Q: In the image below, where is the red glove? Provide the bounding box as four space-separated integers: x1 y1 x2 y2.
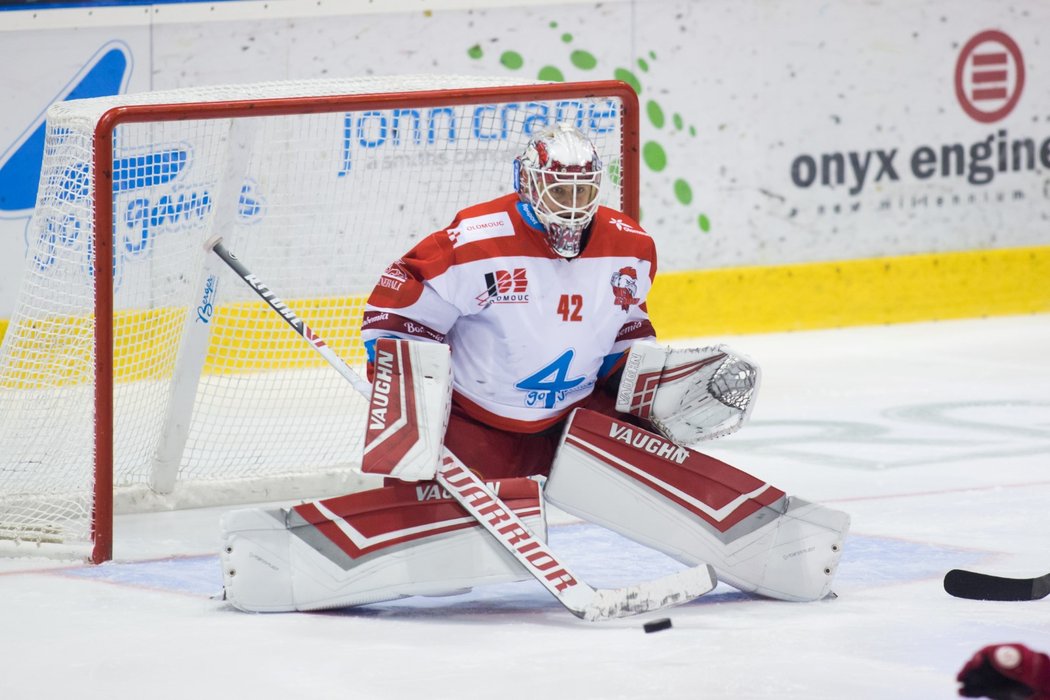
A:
958 644 1050 699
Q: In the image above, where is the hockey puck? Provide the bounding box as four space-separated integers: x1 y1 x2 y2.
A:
643 618 672 633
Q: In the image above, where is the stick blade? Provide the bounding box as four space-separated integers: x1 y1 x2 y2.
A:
582 564 717 622
944 569 1050 601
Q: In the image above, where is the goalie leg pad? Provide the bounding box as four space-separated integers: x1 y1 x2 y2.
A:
221 478 545 612
544 409 849 602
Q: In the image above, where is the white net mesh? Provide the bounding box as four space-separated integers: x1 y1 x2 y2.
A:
0 75 633 558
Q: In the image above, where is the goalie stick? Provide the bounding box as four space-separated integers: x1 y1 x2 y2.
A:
944 568 1050 602
205 235 716 621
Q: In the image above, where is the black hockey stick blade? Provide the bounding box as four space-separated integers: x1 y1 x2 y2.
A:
944 569 1050 601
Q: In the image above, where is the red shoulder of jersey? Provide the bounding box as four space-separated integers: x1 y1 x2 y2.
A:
365 195 539 309
367 198 655 312
452 193 519 222
364 233 454 309
442 194 556 263
448 199 656 268
580 207 657 277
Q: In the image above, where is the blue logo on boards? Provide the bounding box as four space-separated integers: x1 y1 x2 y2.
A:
0 41 266 291
337 100 619 176
0 42 132 217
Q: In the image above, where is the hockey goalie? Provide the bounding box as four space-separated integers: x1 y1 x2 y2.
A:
220 124 849 613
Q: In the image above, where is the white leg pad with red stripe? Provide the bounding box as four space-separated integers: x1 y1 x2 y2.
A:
544 409 849 602
220 478 545 612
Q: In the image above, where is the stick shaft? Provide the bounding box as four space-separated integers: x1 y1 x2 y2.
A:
209 239 372 396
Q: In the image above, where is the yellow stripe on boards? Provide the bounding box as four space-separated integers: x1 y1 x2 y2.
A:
648 245 1050 338
0 297 366 388
1 245 1048 385
202 297 365 374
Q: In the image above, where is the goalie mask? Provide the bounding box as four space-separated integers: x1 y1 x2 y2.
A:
515 123 602 258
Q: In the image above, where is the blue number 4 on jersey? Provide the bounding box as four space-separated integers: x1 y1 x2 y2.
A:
515 349 586 409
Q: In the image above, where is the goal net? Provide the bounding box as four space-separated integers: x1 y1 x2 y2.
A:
0 76 639 562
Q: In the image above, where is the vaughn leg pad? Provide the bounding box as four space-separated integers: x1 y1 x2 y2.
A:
221 478 545 612
544 409 849 602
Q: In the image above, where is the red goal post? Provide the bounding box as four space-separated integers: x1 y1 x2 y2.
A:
0 77 640 563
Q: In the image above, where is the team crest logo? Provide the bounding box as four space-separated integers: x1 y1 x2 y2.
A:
610 266 639 312
379 259 409 291
477 268 529 306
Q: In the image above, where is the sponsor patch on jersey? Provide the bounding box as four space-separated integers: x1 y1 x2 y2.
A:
610 266 640 312
615 319 654 342
608 217 646 235
476 268 529 306
515 201 546 232
447 211 515 248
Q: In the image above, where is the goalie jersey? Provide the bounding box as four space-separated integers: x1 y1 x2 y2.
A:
361 193 657 433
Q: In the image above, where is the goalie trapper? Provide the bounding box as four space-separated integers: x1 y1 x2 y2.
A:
616 340 761 445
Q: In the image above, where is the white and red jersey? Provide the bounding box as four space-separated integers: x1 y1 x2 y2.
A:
362 193 657 433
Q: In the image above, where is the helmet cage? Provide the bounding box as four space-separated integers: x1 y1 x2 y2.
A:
516 125 603 258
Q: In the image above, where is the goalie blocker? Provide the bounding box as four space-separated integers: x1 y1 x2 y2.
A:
221 478 545 612
545 409 850 601
362 338 453 482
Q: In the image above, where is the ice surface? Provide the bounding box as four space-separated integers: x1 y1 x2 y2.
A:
2 315 1048 699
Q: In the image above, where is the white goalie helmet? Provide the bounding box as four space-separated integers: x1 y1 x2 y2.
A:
515 123 603 258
